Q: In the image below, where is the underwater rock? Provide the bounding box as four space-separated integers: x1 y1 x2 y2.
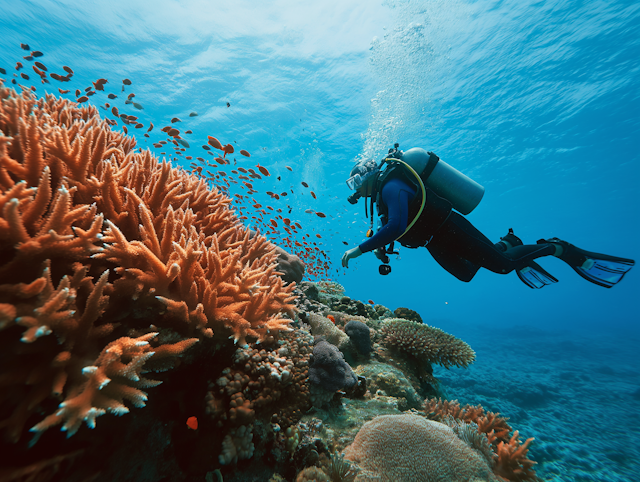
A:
309 341 357 393
374 304 393 318
275 245 305 284
344 320 372 356
308 341 357 408
355 362 423 411
303 313 349 349
393 307 423 323
298 281 320 301
328 296 379 319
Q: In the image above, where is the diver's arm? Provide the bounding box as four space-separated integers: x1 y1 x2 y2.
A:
358 178 415 253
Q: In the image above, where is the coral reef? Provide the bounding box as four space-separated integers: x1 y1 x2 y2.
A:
0 82 296 461
206 328 313 432
424 398 538 481
380 319 476 368
0 81 539 482
344 413 501 481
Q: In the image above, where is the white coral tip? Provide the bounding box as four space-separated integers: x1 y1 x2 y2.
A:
82 366 98 376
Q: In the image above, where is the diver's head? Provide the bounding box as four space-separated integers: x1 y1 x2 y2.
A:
346 158 379 199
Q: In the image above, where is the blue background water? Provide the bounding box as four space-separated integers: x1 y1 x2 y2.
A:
1 0 638 480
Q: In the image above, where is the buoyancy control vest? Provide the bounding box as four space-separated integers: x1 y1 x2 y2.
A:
374 148 485 248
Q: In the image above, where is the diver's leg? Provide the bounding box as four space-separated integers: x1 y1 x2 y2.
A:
432 213 556 274
426 242 480 282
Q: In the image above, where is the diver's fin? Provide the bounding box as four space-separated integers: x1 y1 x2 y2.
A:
517 261 559 289
538 238 635 288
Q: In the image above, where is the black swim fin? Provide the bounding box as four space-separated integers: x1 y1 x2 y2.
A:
537 238 635 288
516 261 559 289
496 229 558 289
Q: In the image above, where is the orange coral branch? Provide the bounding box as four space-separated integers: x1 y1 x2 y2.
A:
0 80 296 445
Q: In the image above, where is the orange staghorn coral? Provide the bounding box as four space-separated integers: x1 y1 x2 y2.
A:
0 81 296 443
423 398 538 481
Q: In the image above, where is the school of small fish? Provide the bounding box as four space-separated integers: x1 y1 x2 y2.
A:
0 43 349 280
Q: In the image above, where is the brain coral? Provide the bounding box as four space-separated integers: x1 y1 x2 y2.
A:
380 319 476 368
344 414 501 482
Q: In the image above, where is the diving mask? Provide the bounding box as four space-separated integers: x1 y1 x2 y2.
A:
346 158 378 191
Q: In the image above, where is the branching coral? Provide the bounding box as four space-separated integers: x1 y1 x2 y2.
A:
0 82 297 444
379 319 476 368
424 398 537 482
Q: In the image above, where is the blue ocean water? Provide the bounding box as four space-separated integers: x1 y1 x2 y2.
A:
1 0 638 480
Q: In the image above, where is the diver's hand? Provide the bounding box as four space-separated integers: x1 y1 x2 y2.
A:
342 246 363 268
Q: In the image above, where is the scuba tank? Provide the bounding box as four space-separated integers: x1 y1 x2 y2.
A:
399 147 484 215
366 144 485 274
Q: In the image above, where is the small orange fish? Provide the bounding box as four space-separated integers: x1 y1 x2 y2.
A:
368 300 374 305
112 106 119 116
186 416 198 430
257 164 270 176
316 212 326 218
223 144 234 154
208 136 223 150
310 192 316 199
77 96 88 103
240 149 250 157
58 88 69 94
171 117 181 123
327 315 336 324
301 182 308 187
286 166 293 171
147 122 154 133
123 78 132 85
63 66 74 74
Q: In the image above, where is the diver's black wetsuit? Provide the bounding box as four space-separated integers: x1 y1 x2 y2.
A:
358 177 556 282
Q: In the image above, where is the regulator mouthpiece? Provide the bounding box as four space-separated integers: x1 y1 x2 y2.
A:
347 191 361 204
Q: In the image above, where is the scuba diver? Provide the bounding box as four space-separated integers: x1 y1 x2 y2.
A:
341 144 635 288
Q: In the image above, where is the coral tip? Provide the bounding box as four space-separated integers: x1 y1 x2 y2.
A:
186 416 198 430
